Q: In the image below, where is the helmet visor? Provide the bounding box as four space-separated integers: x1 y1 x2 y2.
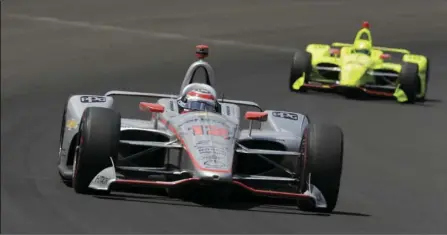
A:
185 101 215 112
355 49 370 55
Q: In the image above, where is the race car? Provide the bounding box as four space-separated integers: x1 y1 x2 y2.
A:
58 45 344 213
289 21 430 103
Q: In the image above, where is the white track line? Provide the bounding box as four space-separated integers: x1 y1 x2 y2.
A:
6 13 298 53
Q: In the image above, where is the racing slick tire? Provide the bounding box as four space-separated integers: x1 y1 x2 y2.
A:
421 58 430 100
426 59 431 85
398 62 420 103
72 107 121 194
58 100 73 187
297 124 343 213
289 51 312 92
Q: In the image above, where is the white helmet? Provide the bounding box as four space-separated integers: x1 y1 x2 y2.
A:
179 83 217 112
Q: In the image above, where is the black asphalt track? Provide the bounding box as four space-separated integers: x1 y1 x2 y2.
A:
2 0 447 233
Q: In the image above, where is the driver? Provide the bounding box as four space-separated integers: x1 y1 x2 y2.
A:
178 84 218 113
353 40 372 55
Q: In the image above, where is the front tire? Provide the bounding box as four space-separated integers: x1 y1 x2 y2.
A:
72 107 121 194
421 58 430 100
289 51 312 92
297 124 344 213
398 63 420 103
58 102 72 186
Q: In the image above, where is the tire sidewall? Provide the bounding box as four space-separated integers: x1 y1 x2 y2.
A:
72 107 120 194
290 51 312 91
399 63 420 103
297 124 343 212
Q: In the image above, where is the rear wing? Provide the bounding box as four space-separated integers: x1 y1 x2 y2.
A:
331 42 410 54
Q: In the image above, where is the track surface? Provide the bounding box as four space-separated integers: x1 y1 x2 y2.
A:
2 0 447 233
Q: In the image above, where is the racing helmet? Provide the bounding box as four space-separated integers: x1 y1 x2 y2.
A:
179 84 217 112
353 39 372 55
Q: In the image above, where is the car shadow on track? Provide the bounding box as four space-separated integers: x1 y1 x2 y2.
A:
93 187 371 218
298 90 442 107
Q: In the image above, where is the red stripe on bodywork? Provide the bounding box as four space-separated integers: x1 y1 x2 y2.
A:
361 88 394 97
303 83 337 89
232 180 312 199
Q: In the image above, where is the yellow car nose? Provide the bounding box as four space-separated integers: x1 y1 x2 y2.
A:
339 64 367 87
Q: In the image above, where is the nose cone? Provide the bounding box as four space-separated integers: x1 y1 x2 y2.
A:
171 112 238 181
339 63 367 87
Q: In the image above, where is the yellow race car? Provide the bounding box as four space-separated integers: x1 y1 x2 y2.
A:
289 22 430 103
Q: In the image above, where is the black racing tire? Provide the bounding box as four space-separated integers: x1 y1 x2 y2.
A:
58 100 71 186
72 107 121 194
426 58 430 85
289 51 312 92
297 124 344 213
59 104 67 161
421 58 430 100
398 63 420 104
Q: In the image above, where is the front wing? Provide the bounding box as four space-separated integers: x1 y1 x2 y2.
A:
302 80 398 98
293 66 410 101
89 159 328 209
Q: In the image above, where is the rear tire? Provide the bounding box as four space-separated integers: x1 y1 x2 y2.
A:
426 59 430 86
297 124 343 213
421 59 430 100
289 51 312 92
398 63 420 103
72 107 121 194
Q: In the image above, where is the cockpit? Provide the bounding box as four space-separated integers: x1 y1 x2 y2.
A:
176 45 222 114
354 49 371 55
352 22 373 56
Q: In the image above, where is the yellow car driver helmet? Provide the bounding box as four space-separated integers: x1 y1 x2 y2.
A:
353 39 372 55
